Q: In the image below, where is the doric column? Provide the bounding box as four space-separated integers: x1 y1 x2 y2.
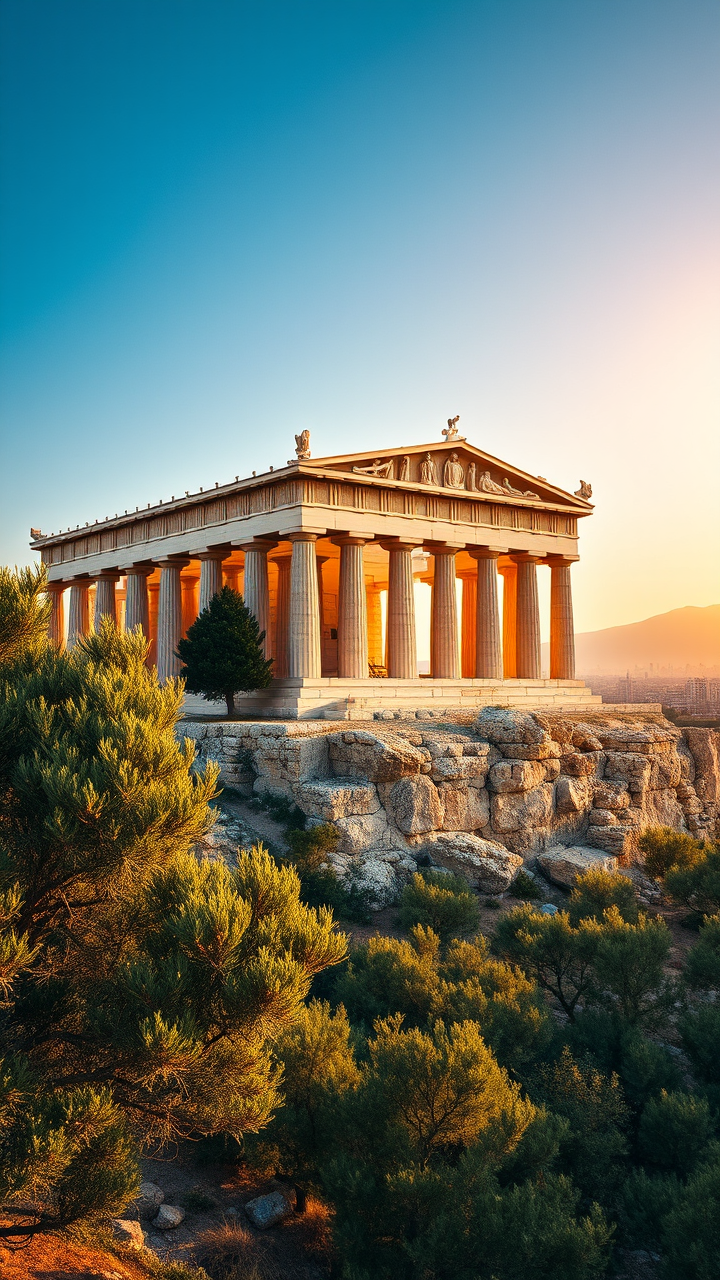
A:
241 540 275 658
223 561 243 593
366 584 384 668
469 549 502 679
383 541 417 679
198 550 228 612
336 537 368 678
430 546 459 679
46 582 65 647
156 559 189 682
513 554 542 679
147 577 160 667
94 572 119 629
548 556 576 679
288 534 322 678
498 562 517 678
67 581 91 648
272 555 292 678
458 571 477 678
181 568 200 637
124 567 152 636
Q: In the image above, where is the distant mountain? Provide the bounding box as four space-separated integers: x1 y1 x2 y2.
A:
566 604 720 676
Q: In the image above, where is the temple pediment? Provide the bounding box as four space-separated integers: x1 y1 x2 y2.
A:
306 439 592 512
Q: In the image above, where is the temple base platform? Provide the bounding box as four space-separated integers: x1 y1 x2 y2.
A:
183 676 611 721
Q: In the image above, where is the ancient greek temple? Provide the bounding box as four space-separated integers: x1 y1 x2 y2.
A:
33 429 601 718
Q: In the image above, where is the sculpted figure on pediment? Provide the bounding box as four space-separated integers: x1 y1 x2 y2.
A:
399 455 410 482
443 452 465 489
420 453 438 486
466 462 477 491
352 458 395 479
502 477 540 500
478 470 506 495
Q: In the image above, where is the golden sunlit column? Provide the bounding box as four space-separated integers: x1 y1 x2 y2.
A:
67 581 91 648
124 566 152 636
469 548 503 679
430 546 460 679
458 569 477 678
336 537 368 678
273 554 292 677
241 540 275 658
156 558 189 682
288 534 322 678
198 550 228 612
46 582 66 647
548 555 576 679
366 583 384 668
94 571 119 629
181 567 200 637
383 541 417 679
513 554 542 679
147 576 160 666
498 561 517 678
223 561 244 593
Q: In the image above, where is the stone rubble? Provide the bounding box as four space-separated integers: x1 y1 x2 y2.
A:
182 710 719 899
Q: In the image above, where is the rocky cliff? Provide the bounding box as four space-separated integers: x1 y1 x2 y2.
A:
183 709 719 904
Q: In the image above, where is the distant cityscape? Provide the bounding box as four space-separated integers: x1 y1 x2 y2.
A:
584 672 720 716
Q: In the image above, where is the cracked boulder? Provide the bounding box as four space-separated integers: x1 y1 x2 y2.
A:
537 845 619 888
415 831 523 893
328 731 427 782
387 774 443 835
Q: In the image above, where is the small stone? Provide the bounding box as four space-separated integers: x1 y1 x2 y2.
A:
153 1204 185 1230
244 1189 293 1229
111 1220 146 1249
540 903 558 916
134 1180 165 1219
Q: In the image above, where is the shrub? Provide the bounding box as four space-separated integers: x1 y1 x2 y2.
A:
665 843 720 918
638 1091 714 1179
508 869 542 900
398 870 480 944
638 827 701 881
661 1148 720 1278
569 869 638 925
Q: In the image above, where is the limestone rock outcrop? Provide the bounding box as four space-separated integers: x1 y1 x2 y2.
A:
183 711 719 899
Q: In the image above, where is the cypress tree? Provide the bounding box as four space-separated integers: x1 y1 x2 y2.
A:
178 585 273 714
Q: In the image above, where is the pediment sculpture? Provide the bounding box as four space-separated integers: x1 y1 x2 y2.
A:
399 456 410 481
442 415 461 441
466 463 476 491
352 458 395 479
295 430 311 459
420 453 438 485
575 480 592 499
443 452 465 489
502 477 540 500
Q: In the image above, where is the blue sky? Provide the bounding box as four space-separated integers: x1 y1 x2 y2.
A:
1 0 718 633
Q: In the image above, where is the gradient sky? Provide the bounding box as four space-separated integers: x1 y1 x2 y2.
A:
1 0 719 639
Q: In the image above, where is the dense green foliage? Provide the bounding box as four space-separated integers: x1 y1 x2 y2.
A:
0 568 345 1235
177 585 273 714
247 854 720 1278
398 869 481 943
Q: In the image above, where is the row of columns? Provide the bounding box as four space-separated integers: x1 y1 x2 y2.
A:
46 539 575 684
